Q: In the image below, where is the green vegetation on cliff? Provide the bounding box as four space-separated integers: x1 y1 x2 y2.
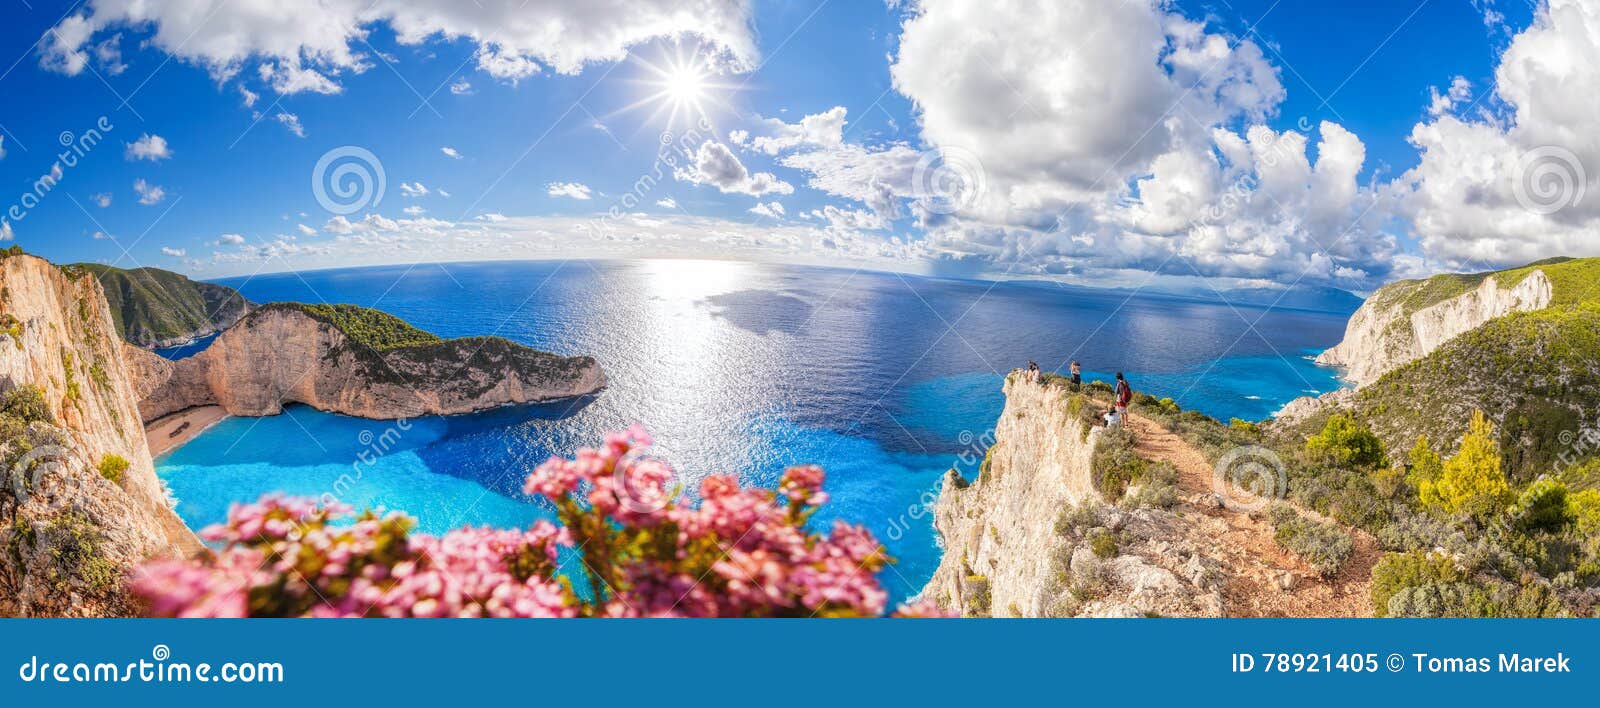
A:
1367 256 1600 317
267 302 443 350
72 263 251 348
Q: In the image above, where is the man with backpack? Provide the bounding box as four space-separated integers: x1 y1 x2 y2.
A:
1114 372 1132 418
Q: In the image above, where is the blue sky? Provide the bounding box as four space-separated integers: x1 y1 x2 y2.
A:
0 0 1590 291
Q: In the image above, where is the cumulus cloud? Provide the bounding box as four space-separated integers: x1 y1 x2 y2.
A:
399 181 429 197
449 79 473 95
403 205 427 215
133 178 166 205
547 181 593 200
1397 0 1600 270
92 230 113 240
1 221 14 241
748 201 785 218
441 146 462 159
297 223 316 236
125 133 172 161
739 105 847 155
161 246 186 257
656 197 677 209
40 0 759 93
215 233 246 245
91 192 112 208
675 141 794 197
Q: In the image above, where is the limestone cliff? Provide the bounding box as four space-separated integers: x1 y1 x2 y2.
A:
126 303 607 422
1315 270 1552 387
0 254 198 616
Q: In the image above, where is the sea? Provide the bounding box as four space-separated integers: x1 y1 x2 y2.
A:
154 259 1351 602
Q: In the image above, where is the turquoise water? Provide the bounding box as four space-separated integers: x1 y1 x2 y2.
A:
156 259 1351 601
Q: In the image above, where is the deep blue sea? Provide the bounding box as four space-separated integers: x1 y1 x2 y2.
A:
155 259 1350 602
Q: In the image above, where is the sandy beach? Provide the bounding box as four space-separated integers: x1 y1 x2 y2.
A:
145 405 229 457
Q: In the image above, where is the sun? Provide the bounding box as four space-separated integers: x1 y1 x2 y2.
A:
614 47 736 129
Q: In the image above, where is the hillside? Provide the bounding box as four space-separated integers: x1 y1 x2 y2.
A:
125 302 607 420
67 263 252 349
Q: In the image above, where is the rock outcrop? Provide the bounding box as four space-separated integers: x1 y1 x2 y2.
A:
126 303 607 422
0 254 198 616
1315 270 1552 387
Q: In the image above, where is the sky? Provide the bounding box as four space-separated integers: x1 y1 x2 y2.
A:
0 0 1593 293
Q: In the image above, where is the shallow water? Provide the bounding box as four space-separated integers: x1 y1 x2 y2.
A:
156 259 1349 601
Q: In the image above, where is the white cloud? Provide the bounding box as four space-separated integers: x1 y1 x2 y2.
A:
161 246 186 257
41 1 759 93
0 135 6 160
91 192 112 208
215 233 246 245
1 221 14 241
403 205 427 215
547 181 593 200
125 133 172 161
749 201 785 218
275 111 306 137
441 146 462 159
449 78 473 95
740 106 847 155
1427 76 1473 117
399 181 429 197
674 141 794 197
656 197 677 209
477 212 507 222
239 86 259 108
297 223 317 236
133 178 166 205
437 188 451 198
92 230 112 240
1397 0 1600 270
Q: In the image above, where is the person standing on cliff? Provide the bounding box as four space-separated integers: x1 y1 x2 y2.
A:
1026 361 1040 383
1070 361 1082 388
1114 372 1132 418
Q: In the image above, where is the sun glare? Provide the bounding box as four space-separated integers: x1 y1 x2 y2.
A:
614 47 735 129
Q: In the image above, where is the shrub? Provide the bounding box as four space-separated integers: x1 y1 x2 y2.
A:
1570 489 1600 537
1267 504 1353 578
1370 551 1465 617
1090 425 1147 501
1126 460 1179 510
1417 410 1512 520
1229 418 1261 436
1305 413 1385 468
41 512 118 594
1511 478 1571 533
96 454 129 485
1089 531 1118 559
131 427 949 618
0 384 51 424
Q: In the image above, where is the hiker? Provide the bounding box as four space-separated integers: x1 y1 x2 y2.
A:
1102 405 1121 428
1026 360 1040 383
1070 361 1082 388
1114 372 1132 418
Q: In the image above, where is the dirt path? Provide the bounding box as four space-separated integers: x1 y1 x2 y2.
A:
1124 413 1379 617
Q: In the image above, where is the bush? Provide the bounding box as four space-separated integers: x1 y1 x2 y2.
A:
1370 551 1465 617
41 512 118 594
1090 425 1147 501
1229 418 1261 436
1511 478 1571 533
96 454 129 485
1570 489 1600 537
1305 413 1385 468
1126 460 1179 510
0 384 51 424
1089 531 1118 559
1267 504 1353 578
1417 410 1512 520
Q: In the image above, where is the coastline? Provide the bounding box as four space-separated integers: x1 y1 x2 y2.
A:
145 405 229 458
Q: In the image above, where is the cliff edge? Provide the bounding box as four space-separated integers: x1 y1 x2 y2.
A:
0 253 198 616
126 302 607 421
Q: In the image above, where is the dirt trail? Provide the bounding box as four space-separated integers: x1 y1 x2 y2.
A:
1124 413 1379 617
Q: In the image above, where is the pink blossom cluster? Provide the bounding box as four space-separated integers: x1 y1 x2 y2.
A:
134 427 953 618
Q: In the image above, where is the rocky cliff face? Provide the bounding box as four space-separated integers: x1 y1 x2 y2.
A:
126 304 607 422
1316 270 1552 387
0 254 198 616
